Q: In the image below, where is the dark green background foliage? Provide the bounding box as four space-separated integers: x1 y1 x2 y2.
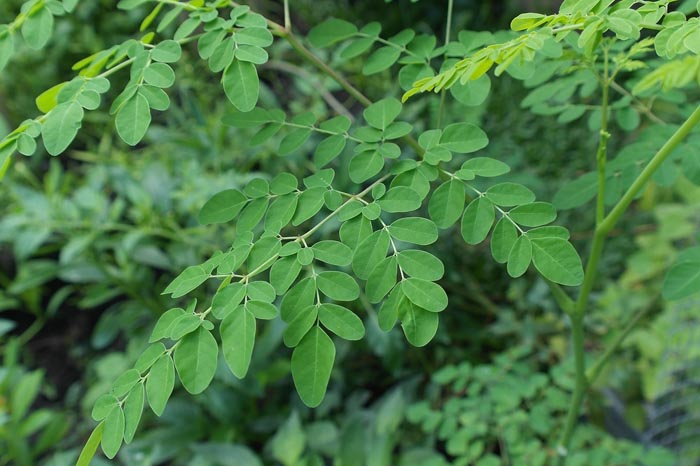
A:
1 0 700 465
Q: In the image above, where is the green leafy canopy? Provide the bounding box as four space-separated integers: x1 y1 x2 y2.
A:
14 0 699 463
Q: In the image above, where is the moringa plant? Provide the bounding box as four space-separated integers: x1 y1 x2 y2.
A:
2 0 700 464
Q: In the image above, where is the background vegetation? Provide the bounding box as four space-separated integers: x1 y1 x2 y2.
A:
1 1 699 465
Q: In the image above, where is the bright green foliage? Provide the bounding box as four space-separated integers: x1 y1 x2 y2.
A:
5 0 698 462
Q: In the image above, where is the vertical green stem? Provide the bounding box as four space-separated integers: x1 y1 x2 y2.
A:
557 314 587 457
556 47 609 461
554 100 700 461
436 0 454 128
596 47 611 224
599 104 700 234
283 0 291 31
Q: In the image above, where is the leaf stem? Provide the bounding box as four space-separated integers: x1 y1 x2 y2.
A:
586 304 651 385
262 11 425 156
599 105 700 235
595 46 610 225
545 280 574 314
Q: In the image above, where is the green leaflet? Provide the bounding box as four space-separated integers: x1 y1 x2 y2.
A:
211 283 246 319
238 196 269 231
317 271 360 301
270 256 302 295
279 128 312 155
392 168 431 199
319 303 365 340
388 218 438 245
22 7 53 50
174 327 218 394
349 150 384 183
223 59 259 112
340 215 374 250
378 285 403 331
143 63 176 88
363 46 401 75
291 326 335 408
115 93 151 146
451 74 491 107
312 240 353 266
76 422 104 466
363 98 402 130
281 278 316 322
462 157 510 177
246 300 277 320
146 354 174 416
366 256 398 303
429 180 466 228
101 406 124 459
270 411 305 466
485 182 536 207
341 37 375 60
553 172 598 210
271 172 299 194
353 230 390 279
362 202 382 220
308 18 358 48
401 278 448 312
507 235 532 278
163 265 209 298
293 187 326 225
530 238 584 286
41 101 84 155
243 178 269 198
490 218 518 264
152 40 182 63
509 202 557 227
149 307 185 342
297 247 314 266
461 197 495 245
400 300 439 347
168 314 202 340
526 225 570 240
246 281 276 302
324 192 343 210
662 247 700 300
135 343 165 373
248 236 281 271
36 82 67 114
92 394 118 421
221 307 256 378
284 305 318 347
314 134 347 167
0 28 14 73
111 369 140 397
397 250 444 281
376 186 422 213
123 383 144 444
439 123 489 153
